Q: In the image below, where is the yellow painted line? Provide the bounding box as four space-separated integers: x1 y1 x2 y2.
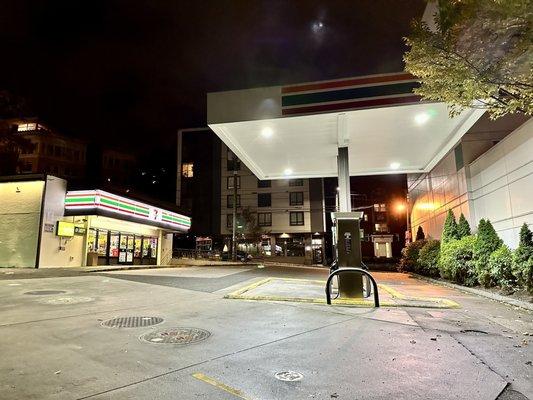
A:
224 277 460 309
192 372 252 399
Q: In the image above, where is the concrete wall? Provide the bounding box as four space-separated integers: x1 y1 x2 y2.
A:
0 180 44 268
469 118 533 248
39 176 85 268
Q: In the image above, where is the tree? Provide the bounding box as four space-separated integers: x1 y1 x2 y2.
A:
0 91 32 175
404 0 533 119
488 245 515 292
512 223 533 292
441 210 459 245
415 226 426 241
235 207 269 254
473 219 503 287
457 213 471 238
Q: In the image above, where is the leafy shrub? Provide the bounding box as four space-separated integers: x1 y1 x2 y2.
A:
441 210 459 245
457 213 471 238
473 219 503 287
417 239 440 277
399 240 427 272
415 226 426 241
512 223 533 292
488 245 515 291
439 235 477 286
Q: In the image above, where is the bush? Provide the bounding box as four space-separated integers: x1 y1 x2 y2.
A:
512 223 533 292
488 245 515 291
415 226 426 241
457 213 471 238
441 210 459 245
417 239 440 277
399 240 427 272
439 235 477 285
474 219 503 287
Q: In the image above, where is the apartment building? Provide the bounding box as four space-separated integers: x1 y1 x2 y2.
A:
176 127 325 263
220 143 326 264
14 119 87 180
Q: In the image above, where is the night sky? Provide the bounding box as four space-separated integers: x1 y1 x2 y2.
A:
1 0 425 195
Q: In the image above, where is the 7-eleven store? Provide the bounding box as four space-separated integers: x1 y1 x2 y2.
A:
65 189 190 266
0 175 190 268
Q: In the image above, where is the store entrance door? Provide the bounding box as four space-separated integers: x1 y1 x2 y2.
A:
119 233 135 265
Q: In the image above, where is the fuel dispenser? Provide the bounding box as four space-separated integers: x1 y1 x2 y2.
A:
326 211 379 306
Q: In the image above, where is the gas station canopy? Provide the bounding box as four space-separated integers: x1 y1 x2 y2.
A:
207 72 485 180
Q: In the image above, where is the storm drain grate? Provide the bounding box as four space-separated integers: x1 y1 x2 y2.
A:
102 316 164 329
24 290 66 295
141 327 210 345
275 371 304 382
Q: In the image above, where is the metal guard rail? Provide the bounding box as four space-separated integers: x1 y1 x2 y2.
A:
325 268 380 307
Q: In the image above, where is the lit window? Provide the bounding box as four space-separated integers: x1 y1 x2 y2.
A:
375 223 388 232
182 163 194 178
17 123 37 132
373 203 386 212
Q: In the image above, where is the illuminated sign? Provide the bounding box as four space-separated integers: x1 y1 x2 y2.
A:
64 190 191 232
56 221 75 237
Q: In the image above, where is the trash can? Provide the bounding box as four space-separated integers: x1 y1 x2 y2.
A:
87 252 99 266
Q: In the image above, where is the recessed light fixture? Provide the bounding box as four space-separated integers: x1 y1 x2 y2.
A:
261 127 273 138
284 168 293 176
390 162 400 170
415 112 430 125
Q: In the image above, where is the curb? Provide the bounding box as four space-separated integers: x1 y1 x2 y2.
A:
85 263 260 273
409 273 533 312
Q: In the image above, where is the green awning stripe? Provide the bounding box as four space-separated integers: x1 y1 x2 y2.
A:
66 196 95 203
100 198 150 214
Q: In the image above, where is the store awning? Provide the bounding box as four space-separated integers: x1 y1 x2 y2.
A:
207 72 485 180
64 190 191 232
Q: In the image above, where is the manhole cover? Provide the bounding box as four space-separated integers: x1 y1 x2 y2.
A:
38 296 93 305
141 327 210 345
275 371 304 382
24 290 66 295
102 316 164 328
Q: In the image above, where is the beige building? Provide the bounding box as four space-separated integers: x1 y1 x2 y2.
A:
220 144 326 264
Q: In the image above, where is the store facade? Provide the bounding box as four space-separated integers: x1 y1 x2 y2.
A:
0 175 191 268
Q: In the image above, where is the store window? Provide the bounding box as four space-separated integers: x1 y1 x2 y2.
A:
258 212 272 227
289 192 304 206
227 176 240 189
182 163 194 178
290 212 304 226
258 179 271 188
97 230 109 255
258 193 271 207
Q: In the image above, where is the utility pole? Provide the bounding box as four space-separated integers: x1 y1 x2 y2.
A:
231 164 238 261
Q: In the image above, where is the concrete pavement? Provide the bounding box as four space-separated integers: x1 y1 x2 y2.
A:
0 265 531 399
